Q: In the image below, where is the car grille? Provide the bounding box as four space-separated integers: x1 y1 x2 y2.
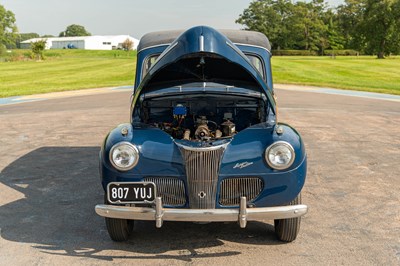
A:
219 177 264 206
143 177 186 206
180 147 225 209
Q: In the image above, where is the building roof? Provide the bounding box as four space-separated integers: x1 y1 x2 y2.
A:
137 29 271 52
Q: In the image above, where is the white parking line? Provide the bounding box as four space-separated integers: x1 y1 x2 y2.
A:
0 86 132 106
275 84 400 102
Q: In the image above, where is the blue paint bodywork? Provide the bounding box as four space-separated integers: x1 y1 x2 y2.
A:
100 26 307 209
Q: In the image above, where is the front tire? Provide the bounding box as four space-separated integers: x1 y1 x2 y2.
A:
274 193 302 242
105 217 134 241
104 194 134 241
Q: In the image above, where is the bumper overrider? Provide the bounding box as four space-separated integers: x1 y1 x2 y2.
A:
95 197 308 228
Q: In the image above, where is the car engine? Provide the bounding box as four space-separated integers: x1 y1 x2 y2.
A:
138 95 266 141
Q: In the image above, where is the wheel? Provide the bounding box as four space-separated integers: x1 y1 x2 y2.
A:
274 193 302 242
105 217 134 241
104 194 134 242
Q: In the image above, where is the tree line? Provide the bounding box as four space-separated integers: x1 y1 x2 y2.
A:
236 0 400 58
3 1 400 58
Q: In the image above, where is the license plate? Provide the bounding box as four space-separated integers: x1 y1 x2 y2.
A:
107 182 156 204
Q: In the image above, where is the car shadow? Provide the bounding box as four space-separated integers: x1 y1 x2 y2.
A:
0 147 283 262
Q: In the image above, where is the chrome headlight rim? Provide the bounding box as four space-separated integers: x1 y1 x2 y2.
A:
265 141 295 170
109 142 139 171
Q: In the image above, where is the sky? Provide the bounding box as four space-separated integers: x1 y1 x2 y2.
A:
2 0 344 39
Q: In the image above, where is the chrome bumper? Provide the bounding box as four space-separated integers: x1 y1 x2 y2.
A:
95 197 308 228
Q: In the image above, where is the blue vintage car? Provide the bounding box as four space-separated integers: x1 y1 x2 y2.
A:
95 26 307 242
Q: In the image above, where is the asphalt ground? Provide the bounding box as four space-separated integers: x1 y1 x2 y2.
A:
0 88 399 265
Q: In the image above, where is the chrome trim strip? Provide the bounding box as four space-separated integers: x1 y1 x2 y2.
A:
174 142 229 152
199 35 204 51
226 41 245 57
137 42 271 54
233 42 272 54
137 43 170 53
95 197 308 228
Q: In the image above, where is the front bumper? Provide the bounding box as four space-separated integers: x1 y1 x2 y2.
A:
95 197 308 228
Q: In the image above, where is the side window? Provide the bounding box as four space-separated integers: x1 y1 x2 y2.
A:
246 54 265 79
142 55 159 77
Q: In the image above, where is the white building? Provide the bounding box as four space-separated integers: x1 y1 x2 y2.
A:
20 35 139 50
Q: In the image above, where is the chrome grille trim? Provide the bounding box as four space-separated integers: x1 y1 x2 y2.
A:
219 177 264 206
180 147 225 209
143 177 186 206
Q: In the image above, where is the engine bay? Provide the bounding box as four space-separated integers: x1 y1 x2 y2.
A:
139 95 266 141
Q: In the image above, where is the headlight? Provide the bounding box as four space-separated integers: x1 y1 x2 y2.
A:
265 141 295 170
109 142 139 171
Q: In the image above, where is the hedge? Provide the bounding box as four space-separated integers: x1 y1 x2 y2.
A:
272 49 361 56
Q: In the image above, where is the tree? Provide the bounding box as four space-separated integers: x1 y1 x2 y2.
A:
336 0 365 51
0 43 6 57
236 0 400 56
59 24 91 37
323 10 345 54
31 39 46 60
236 0 296 50
361 0 400 58
337 0 400 58
236 0 330 52
121 38 134 51
0 5 18 49
291 0 329 52
327 21 345 53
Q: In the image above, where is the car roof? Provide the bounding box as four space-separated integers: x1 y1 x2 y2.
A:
137 29 271 52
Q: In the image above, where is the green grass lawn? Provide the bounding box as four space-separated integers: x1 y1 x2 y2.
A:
0 49 136 98
1 51 399 98
272 56 400 95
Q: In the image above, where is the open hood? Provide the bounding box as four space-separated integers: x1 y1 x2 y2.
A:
134 26 276 112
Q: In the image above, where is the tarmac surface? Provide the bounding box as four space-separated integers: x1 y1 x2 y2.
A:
0 87 399 265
